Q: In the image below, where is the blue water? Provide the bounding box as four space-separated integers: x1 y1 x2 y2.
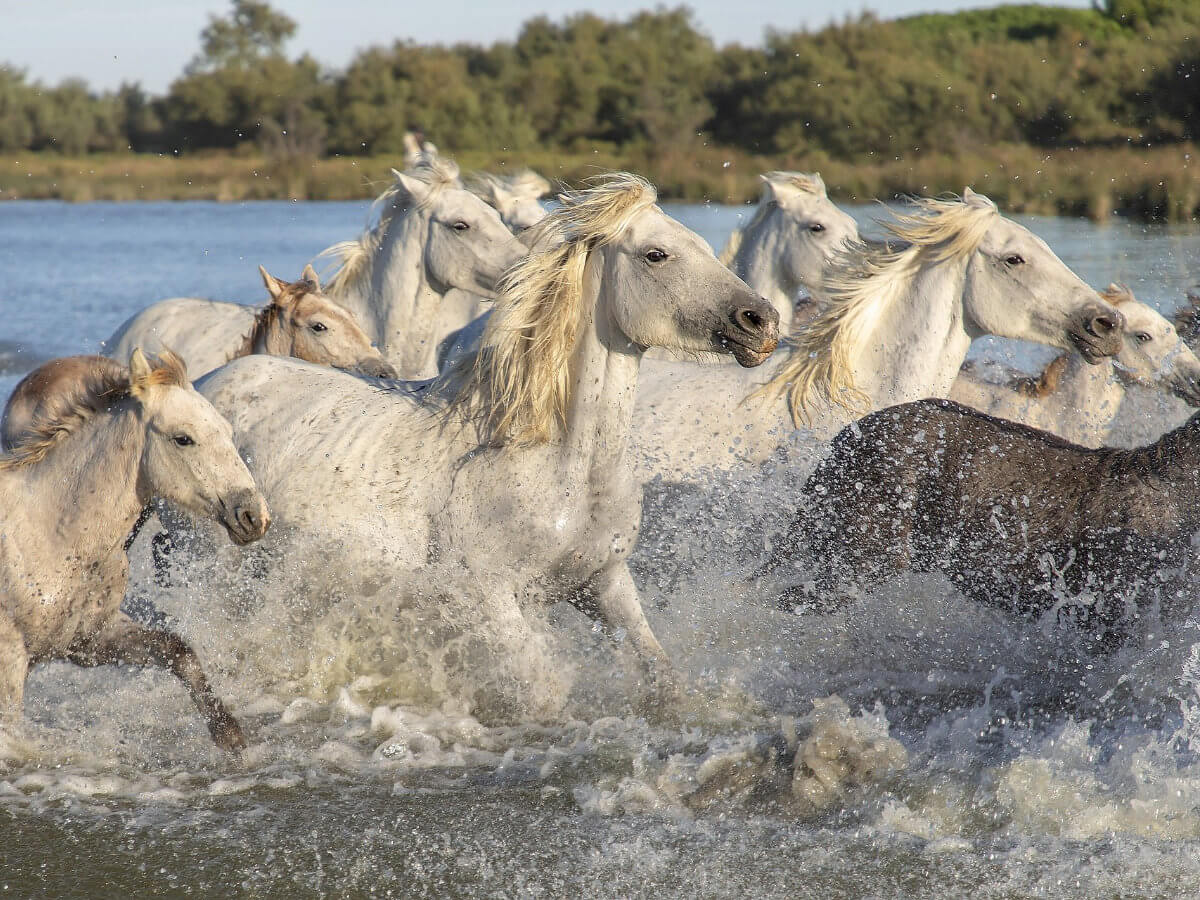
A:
3 199 1197 391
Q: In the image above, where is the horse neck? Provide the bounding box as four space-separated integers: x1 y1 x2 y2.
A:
22 406 146 559
851 253 972 408
1039 354 1123 440
558 252 642 477
733 215 796 332
369 211 443 374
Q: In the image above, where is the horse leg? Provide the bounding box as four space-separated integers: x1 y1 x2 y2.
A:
68 613 245 752
0 613 29 726
578 564 677 705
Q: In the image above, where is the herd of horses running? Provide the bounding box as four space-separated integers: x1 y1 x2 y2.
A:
4 155 1200 754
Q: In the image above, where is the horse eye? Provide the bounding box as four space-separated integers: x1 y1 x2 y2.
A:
1136 332 1152 344
1005 254 1025 266
645 249 668 263
808 223 826 233
453 221 470 231
310 322 328 333
173 434 195 447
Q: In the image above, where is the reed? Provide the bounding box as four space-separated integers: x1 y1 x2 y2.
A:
3 145 1197 223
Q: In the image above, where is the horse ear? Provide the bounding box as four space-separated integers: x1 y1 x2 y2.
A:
391 168 431 205
129 347 152 393
301 263 321 291
259 265 286 301
962 187 996 210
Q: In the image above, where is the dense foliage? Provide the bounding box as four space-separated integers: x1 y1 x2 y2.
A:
2 0 1198 160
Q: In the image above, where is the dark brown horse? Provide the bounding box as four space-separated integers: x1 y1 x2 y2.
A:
765 398 1200 643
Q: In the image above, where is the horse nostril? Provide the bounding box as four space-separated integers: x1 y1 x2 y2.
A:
733 307 766 335
1090 314 1118 335
238 508 259 534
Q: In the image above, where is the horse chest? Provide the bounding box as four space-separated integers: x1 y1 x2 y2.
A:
442 460 637 578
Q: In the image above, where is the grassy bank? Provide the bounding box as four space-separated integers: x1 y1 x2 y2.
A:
3 144 1198 222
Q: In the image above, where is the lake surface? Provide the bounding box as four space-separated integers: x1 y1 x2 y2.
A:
3 198 1200 897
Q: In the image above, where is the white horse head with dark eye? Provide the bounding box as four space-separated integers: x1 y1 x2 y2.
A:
757 188 1126 425
720 171 859 332
318 157 527 378
949 283 1200 448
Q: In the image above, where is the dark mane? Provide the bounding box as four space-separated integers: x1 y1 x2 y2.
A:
0 356 132 469
231 303 282 361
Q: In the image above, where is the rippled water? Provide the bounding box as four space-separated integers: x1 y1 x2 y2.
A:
2 198 1200 897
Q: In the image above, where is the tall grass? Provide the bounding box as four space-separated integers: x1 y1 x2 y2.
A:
3 145 1197 222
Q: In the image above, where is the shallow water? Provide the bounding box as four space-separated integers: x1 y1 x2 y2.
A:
3 198 1200 897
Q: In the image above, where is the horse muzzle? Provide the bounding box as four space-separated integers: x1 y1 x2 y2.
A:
356 357 399 379
219 492 271 545
1069 303 1124 363
715 298 781 367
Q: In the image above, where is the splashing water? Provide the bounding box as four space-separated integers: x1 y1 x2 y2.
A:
4 201 1200 896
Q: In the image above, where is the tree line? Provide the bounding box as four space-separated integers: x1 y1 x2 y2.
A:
1 0 1197 161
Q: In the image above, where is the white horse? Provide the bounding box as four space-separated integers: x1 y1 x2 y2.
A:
107 161 522 382
951 284 1200 447
193 174 779 708
0 350 270 751
318 158 525 379
470 170 552 233
104 265 397 381
718 172 859 334
631 189 1126 477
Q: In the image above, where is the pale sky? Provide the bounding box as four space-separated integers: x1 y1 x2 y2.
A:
6 0 1093 92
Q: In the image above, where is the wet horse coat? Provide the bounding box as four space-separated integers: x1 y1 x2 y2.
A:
0 350 270 749
768 398 1200 640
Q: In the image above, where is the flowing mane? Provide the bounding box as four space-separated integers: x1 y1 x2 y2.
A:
754 192 1000 423
230 302 281 361
1 352 187 469
319 157 462 301
439 172 657 445
1013 353 1071 399
469 169 552 205
718 172 827 266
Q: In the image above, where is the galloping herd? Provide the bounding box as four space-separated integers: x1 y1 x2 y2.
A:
3 156 1200 750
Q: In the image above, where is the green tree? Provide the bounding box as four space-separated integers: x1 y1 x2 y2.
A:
187 0 297 73
164 0 328 151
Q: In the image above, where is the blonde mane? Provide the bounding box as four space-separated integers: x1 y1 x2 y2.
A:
753 193 1000 424
718 172 827 266
1 351 187 470
319 157 462 301
440 172 657 445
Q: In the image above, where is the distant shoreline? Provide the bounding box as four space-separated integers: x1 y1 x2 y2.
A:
3 145 1197 223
